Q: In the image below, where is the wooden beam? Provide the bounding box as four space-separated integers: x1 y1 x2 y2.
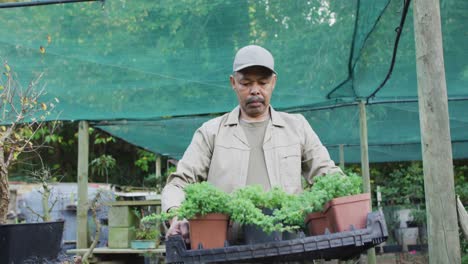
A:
339 144 345 170
358 101 376 264
359 101 371 195
413 0 461 262
107 200 161 207
77 121 89 249
67 245 166 255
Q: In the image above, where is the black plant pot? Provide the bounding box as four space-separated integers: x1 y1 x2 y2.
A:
0 220 64 264
407 244 428 252
243 224 282 244
374 246 382 254
243 208 282 244
382 244 403 253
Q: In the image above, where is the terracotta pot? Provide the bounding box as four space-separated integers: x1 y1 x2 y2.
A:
189 213 229 250
323 193 371 232
305 211 329 236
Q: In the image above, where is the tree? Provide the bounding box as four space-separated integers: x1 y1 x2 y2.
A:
0 61 58 223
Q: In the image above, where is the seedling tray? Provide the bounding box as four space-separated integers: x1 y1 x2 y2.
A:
166 211 388 263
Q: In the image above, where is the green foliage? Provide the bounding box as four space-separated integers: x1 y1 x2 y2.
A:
145 173 363 234
90 154 116 183
176 182 231 220
135 225 159 240
229 197 283 234
309 173 363 202
462 231 468 264
274 172 364 229
230 186 298 233
230 173 364 233
135 150 156 172
380 162 424 206
381 206 401 244
455 165 468 203
231 185 290 210
409 208 427 226
143 165 175 191
93 132 116 145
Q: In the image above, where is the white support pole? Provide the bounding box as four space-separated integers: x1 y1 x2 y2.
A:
413 0 461 262
77 121 89 249
359 101 376 264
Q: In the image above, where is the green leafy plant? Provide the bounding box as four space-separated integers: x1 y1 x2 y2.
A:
309 173 363 202
230 173 364 233
175 181 231 220
455 165 468 204
143 165 175 191
145 174 364 234
90 154 116 184
135 149 156 172
410 208 426 226
229 186 297 233
274 173 363 229
380 162 424 206
135 225 160 240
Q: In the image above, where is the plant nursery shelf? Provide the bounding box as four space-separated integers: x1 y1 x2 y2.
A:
165 211 388 264
67 245 165 255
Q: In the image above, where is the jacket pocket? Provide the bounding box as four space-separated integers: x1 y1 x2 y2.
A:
278 144 302 194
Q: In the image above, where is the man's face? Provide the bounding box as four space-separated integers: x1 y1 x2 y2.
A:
230 66 277 119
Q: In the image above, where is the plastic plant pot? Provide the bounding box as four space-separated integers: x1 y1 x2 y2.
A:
243 224 282 244
188 213 229 250
305 211 330 236
131 240 157 249
323 193 371 232
0 220 64 263
243 208 282 244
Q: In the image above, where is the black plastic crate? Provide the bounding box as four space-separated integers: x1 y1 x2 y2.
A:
165 211 388 263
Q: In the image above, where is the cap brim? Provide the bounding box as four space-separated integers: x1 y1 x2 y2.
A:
234 63 277 75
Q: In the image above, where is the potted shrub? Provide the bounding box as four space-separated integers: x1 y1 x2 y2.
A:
302 173 368 233
381 206 403 253
0 167 64 264
229 186 298 244
170 182 231 250
300 189 329 236
130 223 160 249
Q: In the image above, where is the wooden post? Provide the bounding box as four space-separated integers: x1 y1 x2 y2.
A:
156 154 162 178
77 121 89 249
339 144 345 170
359 101 376 264
413 1 461 262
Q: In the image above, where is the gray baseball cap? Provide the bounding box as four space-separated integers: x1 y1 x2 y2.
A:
233 45 276 74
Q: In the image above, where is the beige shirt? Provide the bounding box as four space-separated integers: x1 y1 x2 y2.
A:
161 106 343 212
240 118 270 190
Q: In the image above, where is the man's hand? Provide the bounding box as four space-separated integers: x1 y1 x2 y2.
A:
166 217 190 244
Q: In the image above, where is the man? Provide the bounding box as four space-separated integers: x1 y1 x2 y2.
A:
162 45 342 241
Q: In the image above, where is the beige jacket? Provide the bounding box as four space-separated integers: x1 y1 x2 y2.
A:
161 106 342 212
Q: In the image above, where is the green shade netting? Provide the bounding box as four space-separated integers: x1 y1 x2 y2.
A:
1 0 467 162
97 101 468 163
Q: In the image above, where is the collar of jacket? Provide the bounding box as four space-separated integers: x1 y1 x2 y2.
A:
225 105 287 127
